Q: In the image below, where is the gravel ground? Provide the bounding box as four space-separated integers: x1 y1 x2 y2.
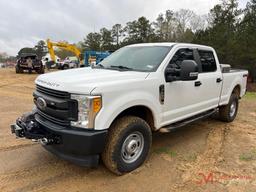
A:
0 68 255 192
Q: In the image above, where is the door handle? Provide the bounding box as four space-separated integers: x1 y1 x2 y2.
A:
194 81 202 87
216 78 222 83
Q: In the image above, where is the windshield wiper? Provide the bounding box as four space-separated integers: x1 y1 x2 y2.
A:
110 65 134 71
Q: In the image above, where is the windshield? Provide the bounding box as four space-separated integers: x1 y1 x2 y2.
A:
97 46 172 72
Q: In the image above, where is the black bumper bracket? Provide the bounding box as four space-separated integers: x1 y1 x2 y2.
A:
10 112 61 145
10 111 108 167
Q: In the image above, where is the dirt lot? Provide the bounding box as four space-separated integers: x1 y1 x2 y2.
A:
0 68 255 192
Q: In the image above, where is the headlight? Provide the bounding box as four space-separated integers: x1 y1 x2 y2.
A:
71 95 102 129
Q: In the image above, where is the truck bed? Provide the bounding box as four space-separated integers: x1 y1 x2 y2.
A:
219 68 248 106
226 69 248 73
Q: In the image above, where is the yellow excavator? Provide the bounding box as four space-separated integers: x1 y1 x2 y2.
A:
46 39 82 69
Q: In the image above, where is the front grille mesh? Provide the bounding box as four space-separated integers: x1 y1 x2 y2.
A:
36 109 70 126
35 84 73 127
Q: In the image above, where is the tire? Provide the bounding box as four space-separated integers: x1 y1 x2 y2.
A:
15 66 20 74
219 93 239 122
37 66 45 74
63 65 69 70
102 116 152 175
15 65 23 73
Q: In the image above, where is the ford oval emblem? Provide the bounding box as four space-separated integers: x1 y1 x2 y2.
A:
37 97 47 110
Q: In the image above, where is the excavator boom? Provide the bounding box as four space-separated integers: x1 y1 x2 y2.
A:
46 39 81 64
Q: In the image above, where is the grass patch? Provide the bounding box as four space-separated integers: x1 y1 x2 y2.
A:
245 92 256 99
184 153 197 161
154 147 177 157
239 149 256 161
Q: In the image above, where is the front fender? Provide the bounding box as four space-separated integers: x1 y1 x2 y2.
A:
94 90 161 130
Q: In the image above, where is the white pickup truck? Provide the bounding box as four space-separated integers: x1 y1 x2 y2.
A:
11 43 248 175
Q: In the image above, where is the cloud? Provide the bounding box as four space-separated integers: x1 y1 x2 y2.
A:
0 0 246 56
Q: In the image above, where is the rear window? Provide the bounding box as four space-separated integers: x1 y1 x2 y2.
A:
198 50 216 72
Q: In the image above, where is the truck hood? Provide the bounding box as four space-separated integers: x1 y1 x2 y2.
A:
35 67 149 94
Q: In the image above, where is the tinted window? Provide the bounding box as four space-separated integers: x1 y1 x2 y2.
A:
198 50 216 72
168 48 194 69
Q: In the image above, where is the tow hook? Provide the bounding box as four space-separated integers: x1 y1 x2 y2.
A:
40 138 49 145
32 138 54 145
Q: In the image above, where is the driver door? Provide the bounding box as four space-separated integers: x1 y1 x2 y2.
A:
162 48 204 125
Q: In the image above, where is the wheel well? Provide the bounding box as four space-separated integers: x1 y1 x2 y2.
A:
114 106 155 131
232 85 241 98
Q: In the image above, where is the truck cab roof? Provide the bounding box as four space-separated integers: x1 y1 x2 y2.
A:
127 42 214 51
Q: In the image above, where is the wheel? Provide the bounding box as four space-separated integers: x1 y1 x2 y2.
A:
37 66 45 74
219 93 239 122
15 65 23 73
102 116 152 175
15 66 20 74
63 65 69 70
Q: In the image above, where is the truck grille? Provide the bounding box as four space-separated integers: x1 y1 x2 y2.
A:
36 84 70 99
34 84 78 128
36 109 70 127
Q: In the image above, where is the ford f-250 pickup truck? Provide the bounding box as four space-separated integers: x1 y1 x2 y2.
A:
11 43 248 175
16 53 45 74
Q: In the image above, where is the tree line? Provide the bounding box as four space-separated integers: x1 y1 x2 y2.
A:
16 0 256 82
80 0 256 82
81 9 202 51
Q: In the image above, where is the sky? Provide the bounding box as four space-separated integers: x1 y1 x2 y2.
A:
0 0 249 56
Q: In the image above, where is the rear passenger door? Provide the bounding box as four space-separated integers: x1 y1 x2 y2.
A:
196 49 222 110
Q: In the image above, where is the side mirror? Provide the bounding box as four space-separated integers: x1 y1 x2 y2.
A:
180 60 198 81
165 60 198 82
165 67 180 82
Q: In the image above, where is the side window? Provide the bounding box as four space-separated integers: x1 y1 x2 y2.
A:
198 50 216 72
168 48 194 69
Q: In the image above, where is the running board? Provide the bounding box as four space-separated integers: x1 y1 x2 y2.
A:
159 109 217 133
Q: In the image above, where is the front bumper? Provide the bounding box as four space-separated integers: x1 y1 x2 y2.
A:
19 65 42 69
11 112 108 167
